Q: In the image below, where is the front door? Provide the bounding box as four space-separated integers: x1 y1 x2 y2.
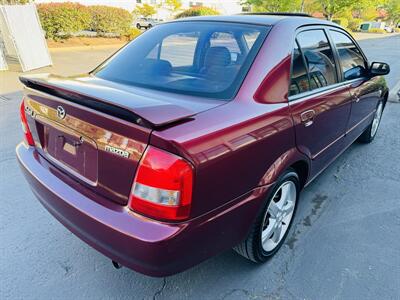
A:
328 29 380 143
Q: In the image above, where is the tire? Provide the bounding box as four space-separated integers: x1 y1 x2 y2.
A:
136 24 141 29
358 100 384 144
147 24 152 29
234 169 300 262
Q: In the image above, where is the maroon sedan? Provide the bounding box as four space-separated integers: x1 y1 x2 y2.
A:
17 14 390 276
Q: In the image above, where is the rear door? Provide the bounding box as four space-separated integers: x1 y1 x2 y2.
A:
288 27 352 178
327 29 380 143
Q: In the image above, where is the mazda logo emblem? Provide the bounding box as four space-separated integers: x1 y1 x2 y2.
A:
57 106 66 119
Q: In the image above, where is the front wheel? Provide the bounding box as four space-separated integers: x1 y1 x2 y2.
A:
234 169 299 262
358 101 384 143
136 24 141 29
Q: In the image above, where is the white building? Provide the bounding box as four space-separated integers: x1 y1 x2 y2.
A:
34 0 244 19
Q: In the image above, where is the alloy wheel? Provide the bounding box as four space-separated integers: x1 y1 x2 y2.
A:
371 102 383 138
261 181 297 252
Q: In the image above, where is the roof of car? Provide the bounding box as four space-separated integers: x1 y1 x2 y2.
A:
173 14 336 27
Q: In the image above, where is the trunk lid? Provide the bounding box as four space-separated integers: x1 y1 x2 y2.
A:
21 74 223 205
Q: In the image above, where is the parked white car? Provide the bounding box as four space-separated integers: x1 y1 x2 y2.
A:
384 26 393 33
134 18 158 30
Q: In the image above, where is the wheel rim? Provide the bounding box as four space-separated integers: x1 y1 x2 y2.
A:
371 102 383 138
261 181 297 252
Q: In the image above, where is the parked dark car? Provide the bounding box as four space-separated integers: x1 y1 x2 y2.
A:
17 14 390 277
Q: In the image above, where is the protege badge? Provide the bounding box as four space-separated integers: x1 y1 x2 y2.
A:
105 145 130 158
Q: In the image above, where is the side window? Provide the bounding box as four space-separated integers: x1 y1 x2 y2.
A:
329 30 367 81
296 30 338 89
210 32 241 63
160 32 199 67
243 30 260 49
289 41 310 96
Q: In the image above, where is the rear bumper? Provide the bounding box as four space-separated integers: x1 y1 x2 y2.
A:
17 143 270 276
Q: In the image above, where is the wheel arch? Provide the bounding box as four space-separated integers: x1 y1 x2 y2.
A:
289 160 309 189
259 148 310 189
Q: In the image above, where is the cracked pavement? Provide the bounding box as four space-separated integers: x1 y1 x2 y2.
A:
1 35 399 299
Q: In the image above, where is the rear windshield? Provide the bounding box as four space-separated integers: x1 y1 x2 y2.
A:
93 22 269 100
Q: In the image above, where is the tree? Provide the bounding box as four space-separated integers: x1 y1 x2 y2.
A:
165 0 182 12
384 0 400 25
133 4 157 18
2 0 31 4
352 0 383 19
245 0 302 12
312 0 358 20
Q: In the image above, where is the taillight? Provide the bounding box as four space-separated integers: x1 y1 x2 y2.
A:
129 146 194 221
19 99 35 146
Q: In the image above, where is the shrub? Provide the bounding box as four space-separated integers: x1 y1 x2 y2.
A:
37 2 91 39
394 28 400 33
175 7 219 19
124 28 142 41
368 28 386 34
89 6 132 36
348 18 363 32
332 18 349 28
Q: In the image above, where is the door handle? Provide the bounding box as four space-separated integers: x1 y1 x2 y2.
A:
300 110 315 127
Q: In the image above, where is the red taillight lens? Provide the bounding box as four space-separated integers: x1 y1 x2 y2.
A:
129 146 194 221
19 100 35 146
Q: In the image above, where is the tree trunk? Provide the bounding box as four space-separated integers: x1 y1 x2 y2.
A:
300 0 305 12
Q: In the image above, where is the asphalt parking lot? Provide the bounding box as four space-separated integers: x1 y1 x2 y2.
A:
1 35 399 299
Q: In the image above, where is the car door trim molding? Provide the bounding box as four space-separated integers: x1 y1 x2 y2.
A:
288 79 358 103
311 133 345 160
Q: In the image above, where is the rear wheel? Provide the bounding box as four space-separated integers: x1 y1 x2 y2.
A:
358 101 384 143
147 24 152 29
234 169 299 262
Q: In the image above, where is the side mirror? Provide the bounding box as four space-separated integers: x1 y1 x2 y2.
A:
370 62 390 77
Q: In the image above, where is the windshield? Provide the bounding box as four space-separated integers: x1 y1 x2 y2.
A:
93 21 269 100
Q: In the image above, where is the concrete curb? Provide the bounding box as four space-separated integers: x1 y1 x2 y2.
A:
388 79 400 103
48 44 125 52
353 32 400 41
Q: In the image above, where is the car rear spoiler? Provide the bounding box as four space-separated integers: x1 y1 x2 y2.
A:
20 74 195 129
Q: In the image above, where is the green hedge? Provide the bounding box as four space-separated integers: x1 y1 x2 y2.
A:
368 28 386 34
37 2 91 39
89 5 132 36
332 18 349 28
175 7 219 19
348 18 363 32
124 28 142 41
37 3 132 39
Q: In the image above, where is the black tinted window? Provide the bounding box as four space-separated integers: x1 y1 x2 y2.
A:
330 30 367 80
297 30 338 89
289 42 310 96
93 22 268 100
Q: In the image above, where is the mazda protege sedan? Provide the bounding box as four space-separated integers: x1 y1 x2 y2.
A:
17 14 390 276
